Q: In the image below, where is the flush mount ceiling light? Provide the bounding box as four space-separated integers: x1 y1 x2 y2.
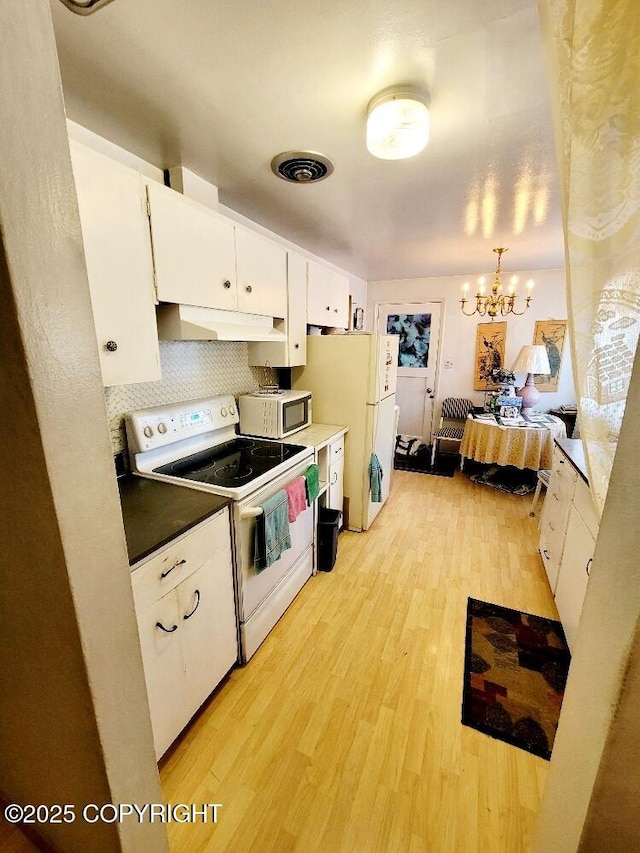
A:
57 0 116 14
366 85 430 160
271 151 334 184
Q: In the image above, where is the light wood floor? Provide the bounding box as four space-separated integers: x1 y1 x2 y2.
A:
160 467 556 852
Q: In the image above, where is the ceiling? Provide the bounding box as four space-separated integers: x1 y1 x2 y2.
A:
49 0 565 283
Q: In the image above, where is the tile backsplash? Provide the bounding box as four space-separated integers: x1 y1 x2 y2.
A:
105 340 277 453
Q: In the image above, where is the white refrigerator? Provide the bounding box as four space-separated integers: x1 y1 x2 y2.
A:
292 333 399 531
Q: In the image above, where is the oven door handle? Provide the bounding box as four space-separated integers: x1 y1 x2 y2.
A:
240 506 263 519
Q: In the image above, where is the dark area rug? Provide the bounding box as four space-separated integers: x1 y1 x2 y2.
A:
393 447 457 477
462 598 571 760
469 464 538 495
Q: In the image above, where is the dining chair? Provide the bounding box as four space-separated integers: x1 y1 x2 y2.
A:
430 397 474 468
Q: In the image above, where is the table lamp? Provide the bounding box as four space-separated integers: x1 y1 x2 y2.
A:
511 345 551 415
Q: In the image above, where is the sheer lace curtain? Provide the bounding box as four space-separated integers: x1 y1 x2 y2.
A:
538 0 640 514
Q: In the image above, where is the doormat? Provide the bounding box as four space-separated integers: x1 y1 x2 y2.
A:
393 448 457 477
469 464 538 495
462 598 571 760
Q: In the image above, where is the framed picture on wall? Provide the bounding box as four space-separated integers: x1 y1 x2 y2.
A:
474 322 507 390
533 319 567 391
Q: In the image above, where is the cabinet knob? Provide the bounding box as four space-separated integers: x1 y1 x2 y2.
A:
334 308 338 313
294 343 299 349
326 306 331 311
245 285 252 293
223 280 231 289
104 340 118 352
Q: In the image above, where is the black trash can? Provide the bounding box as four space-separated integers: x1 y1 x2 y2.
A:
317 507 341 572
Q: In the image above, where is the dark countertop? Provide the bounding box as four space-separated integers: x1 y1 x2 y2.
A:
555 437 588 483
118 474 232 566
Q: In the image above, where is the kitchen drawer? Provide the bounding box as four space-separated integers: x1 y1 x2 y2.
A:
573 477 599 539
131 509 231 612
552 451 578 491
329 436 344 459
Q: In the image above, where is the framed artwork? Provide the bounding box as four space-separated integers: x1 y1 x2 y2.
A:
533 319 567 391
474 322 507 390
385 312 432 371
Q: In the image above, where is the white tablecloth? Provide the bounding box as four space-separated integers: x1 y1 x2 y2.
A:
460 415 567 470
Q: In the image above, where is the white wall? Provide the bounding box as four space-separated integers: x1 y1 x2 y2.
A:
367 268 575 414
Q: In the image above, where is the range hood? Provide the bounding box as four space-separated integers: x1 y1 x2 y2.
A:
156 304 287 342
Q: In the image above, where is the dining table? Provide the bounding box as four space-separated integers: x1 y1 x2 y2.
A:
460 413 567 471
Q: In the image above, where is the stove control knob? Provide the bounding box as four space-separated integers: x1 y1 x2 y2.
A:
157 422 167 434
220 406 228 417
143 425 153 438
229 404 236 415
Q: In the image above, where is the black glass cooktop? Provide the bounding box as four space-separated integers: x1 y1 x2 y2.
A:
153 437 306 488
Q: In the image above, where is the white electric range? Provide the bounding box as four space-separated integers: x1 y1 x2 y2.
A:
126 394 315 662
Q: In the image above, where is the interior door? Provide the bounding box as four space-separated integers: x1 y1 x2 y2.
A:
376 302 442 443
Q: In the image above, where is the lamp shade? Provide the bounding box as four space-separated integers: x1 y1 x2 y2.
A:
366 86 430 160
512 345 551 375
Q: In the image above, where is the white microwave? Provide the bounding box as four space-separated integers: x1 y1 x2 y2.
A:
238 389 312 439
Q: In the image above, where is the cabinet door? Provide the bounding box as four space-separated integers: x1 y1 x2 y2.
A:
178 555 238 718
327 452 344 514
136 591 186 759
554 506 595 651
247 250 307 367
285 251 308 364
70 142 160 387
538 449 577 592
330 271 350 328
307 260 334 326
235 227 287 317
307 260 349 327
147 181 237 311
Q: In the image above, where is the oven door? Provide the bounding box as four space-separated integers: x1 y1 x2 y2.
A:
232 452 314 660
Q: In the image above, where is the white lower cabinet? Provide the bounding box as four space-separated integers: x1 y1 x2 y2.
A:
539 450 578 592
131 509 238 759
554 500 596 652
539 444 599 652
326 436 345 514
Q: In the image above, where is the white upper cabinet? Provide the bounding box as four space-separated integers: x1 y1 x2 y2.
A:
70 141 161 387
146 181 238 311
235 226 287 318
248 250 308 367
307 260 349 328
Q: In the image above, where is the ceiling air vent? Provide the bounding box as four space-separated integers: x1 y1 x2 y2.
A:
58 0 117 13
271 151 334 184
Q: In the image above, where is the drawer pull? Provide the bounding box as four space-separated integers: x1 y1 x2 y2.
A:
160 558 186 579
542 549 550 559
156 621 178 634
586 558 593 577
549 522 555 531
183 589 201 620
330 472 338 485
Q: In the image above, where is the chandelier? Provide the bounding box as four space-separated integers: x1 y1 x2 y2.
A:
460 248 533 320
